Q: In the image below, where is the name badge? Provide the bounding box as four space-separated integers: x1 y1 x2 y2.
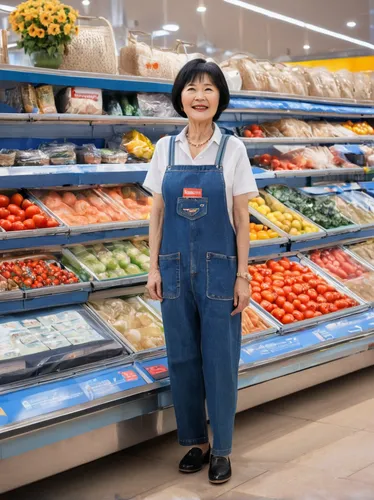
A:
183 188 202 198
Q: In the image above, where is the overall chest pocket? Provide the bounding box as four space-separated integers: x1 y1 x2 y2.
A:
206 252 237 301
159 252 181 299
177 197 208 221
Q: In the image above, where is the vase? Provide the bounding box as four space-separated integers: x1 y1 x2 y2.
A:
30 51 63 70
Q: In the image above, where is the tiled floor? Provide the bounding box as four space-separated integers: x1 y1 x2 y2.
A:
5 366 374 500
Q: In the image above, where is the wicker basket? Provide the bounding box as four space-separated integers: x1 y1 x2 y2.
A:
60 16 117 74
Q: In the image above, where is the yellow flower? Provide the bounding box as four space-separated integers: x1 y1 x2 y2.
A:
18 21 25 32
68 11 76 23
63 22 72 35
28 23 38 37
57 9 67 22
9 11 17 22
74 25 79 35
11 22 19 33
44 2 56 12
37 28 45 38
47 22 60 35
40 11 52 26
24 8 38 21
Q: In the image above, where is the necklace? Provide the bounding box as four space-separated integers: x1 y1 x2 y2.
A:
186 126 214 148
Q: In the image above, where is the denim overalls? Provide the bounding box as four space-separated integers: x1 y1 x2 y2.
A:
159 134 242 457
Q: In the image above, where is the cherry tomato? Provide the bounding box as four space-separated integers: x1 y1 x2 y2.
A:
272 280 285 287
287 292 298 303
299 294 309 304
278 259 291 270
252 286 261 293
293 310 304 321
316 295 326 304
273 287 285 297
306 301 317 312
7 215 17 223
47 219 59 228
0 195 9 208
284 301 294 314
10 193 23 207
283 286 292 295
307 289 318 300
292 284 303 295
17 210 25 222
308 279 319 289
318 303 330 315
282 314 295 324
261 290 276 303
8 204 21 216
260 300 273 312
335 299 349 310
324 292 335 303
276 296 286 308
316 284 327 295
272 308 285 320
252 292 261 302
304 310 315 319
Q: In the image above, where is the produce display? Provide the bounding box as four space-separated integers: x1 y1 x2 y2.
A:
66 239 150 281
121 130 155 161
0 191 59 232
267 186 353 230
0 256 79 291
343 121 374 136
90 296 165 351
335 191 374 225
32 188 130 226
249 222 280 241
249 257 358 325
309 247 374 302
238 124 265 139
242 306 272 336
249 193 320 236
349 240 374 266
99 185 152 220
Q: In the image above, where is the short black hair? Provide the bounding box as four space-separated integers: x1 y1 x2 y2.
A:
171 59 230 122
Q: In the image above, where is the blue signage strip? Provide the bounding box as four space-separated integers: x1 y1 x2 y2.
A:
0 364 147 428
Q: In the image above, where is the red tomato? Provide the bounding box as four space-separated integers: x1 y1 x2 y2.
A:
287 292 298 303
25 205 41 219
292 284 303 295
307 289 318 300
284 301 294 314
324 292 335 303
308 279 319 289
316 295 326 304
23 219 36 230
282 314 295 324
329 304 338 313
260 300 273 312
32 214 48 228
304 310 315 319
8 204 21 216
252 286 261 293
21 199 33 210
10 193 23 207
314 311 323 317
283 286 292 295
0 208 9 219
0 195 9 208
284 278 295 286
7 215 17 223
261 282 272 291
261 290 276 303
252 292 261 303
272 308 285 320
302 273 315 282
11 221 25 231
335 299 349 310
0 220 11 231
293 310 304 321
273 287 285 297
273 264 285 274
276 296 286 307
299 294 309 304
316 284 327 295
272 280 285 287
17 210 25 222
318 303 330 315
278 259 291 270
306 301 317 312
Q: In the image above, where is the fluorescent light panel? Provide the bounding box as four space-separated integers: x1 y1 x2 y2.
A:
0 4 15 12
224 0 374 50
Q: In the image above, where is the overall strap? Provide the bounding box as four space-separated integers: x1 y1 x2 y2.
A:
168 136 177 167
215 135 230 167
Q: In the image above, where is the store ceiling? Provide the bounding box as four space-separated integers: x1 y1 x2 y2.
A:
1 0 373 61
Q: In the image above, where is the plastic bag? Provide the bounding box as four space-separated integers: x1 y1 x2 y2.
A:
353 72 372 101
4 86 23 113
76 144 102 165
35 85 57 114
235 57 269 92
305 67 341 98
120 95 140 116
100 149 128 164
57 87 103 115
0 149 16 167
121 130 155 161
288 66 309 96
334 70 355 99
39 143 76 165
16 150 50 167
310 121 343 138
271 118 313 138
105 96 123 116
137 93 178 117
21 84 39 113
220 67 242 91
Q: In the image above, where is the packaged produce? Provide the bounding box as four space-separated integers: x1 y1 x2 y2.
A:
21 84 39 113
253 148 335 171
0 149 16 167
334 70 355 99
239 124 264 139
268 119 313 138
99 185 152 220
100 149 128 164
249 193 320 236
304 67 341 99
15 149 49 167
242 306 272 336
32 188 131 226
342 121 374 136
0 192 59 232
309 247 374 302
235 57 270 92
76 144 102 165
335 191 374 225
120 95 140 116
57 87 103 115
349 239 374 266
121 130 155 161
266 185 353 230
309 121 343 138
329 146 359 169
90 296 165 351
249 222 280 241
353 72 372 101
3 86 23 113
105 95 123 116
39 143 76 165
249 256 358 325
0 256 79 290
137 93 178 118
360 145 374 166
68 239 150 280
35 85 57 114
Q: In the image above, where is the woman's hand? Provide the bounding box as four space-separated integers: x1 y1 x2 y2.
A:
231 278 251 316
146 268 163 301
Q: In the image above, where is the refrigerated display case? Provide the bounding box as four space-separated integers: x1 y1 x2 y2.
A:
2 64 374 494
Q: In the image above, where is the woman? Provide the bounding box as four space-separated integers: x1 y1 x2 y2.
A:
144 59 258 484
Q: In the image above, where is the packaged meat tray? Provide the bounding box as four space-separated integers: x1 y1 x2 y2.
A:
89 296 165 353
248 191 323 242
30 187 135 232
266 185 356 235
241 303 280 340
98 184 152 221
308 247 374 303
0 305 125 386
248 255 366 333
62 239 149 287
335 191 374 226
0 190 64 238
348 239 374 266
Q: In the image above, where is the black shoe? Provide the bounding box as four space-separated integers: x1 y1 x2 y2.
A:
179 445 211 473
209 456 231 484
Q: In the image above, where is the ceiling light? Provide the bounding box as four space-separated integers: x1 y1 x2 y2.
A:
303 44 310 50
197 5 207 12
82 0 90 5
347 21 357 28
224 0 374 50
162 23 179 32
0 4 15 12
152 29 170 38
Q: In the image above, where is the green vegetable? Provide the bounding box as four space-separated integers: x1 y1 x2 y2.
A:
126 263 142 275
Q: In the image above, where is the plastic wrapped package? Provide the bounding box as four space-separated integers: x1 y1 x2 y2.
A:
332 124 358 138
310 121 341 138
100 149 128 164
329 146 359 169
39 143 76 165
242 306 272 336
336 191 374 225
4 86 23 113
288 66 309 96
121 130 155 161
99 185 152 220
105 96 123 116
16 149 49 167
334 70 355 99
0 149 16 167
35 85 57 114
353 72 372 101
21 84 39 113
137 93 178 117
286 146 335 170
32 188 131 227
235 57 269 92
271 119 313 138
309 247 374 302
259 122 284 137
76 144 102 165
305 67 341 99
360 145 374 166
220 67 242 91
259 61 282 93
349 239 374 266
120 95 140 116
57 87 103 115
90 296 164 352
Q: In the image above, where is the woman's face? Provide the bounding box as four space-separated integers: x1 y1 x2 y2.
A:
181 74 220 123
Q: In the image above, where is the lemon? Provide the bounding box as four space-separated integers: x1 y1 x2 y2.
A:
249 202 259 210
250 233 258 240
289 227 300 236
291 220 302 230
257 198 266 206
255 224 264 231
283 213 293 221
268 230 279 239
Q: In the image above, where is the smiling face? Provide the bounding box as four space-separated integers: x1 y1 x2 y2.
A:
181 73 220 123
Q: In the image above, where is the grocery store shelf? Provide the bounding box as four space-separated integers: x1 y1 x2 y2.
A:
241 136 374 145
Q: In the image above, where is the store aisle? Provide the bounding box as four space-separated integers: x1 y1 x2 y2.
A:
5 366 374 500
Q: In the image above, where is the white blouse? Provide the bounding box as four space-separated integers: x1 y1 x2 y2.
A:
143 124 259 228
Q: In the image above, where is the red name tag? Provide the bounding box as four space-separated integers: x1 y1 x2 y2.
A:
183 188 202 198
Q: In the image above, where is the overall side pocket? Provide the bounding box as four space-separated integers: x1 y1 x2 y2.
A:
159 252 181 299
206 252 237 300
